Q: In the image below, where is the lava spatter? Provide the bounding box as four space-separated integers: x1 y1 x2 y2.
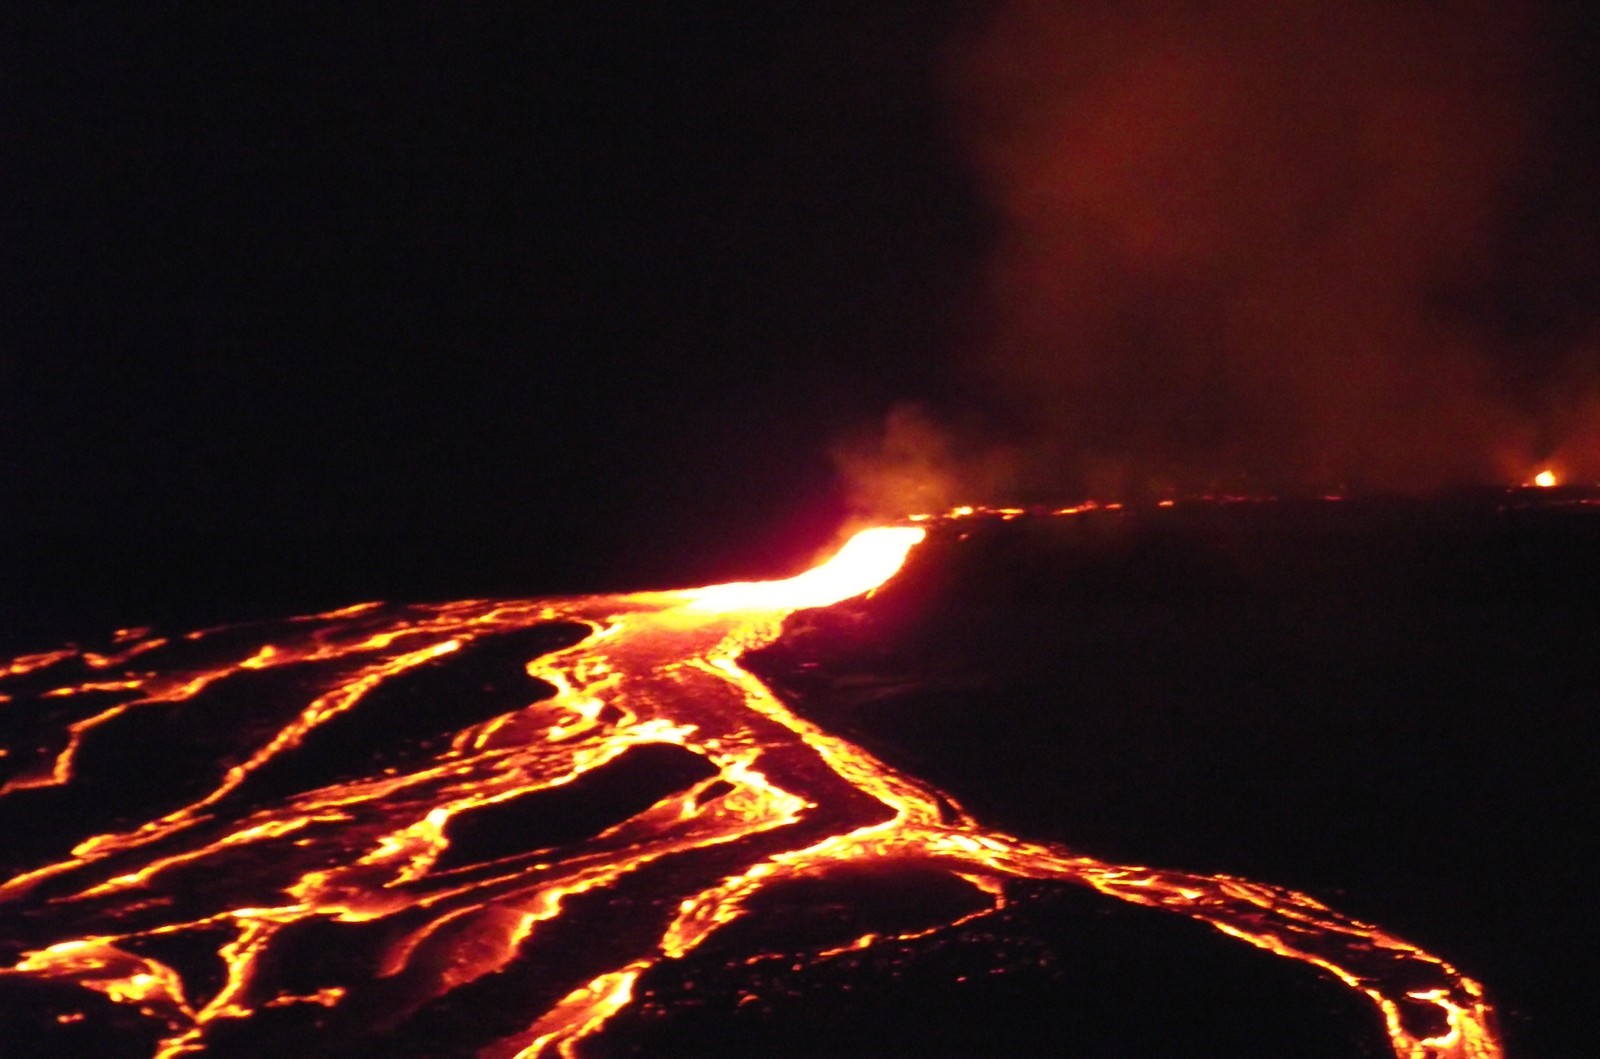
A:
0 520 1497 1057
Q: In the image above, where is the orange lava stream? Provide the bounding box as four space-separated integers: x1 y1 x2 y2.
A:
0 520 1497 1057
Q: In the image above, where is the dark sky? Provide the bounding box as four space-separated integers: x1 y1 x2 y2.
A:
7 4 1600 636
5 6 986 635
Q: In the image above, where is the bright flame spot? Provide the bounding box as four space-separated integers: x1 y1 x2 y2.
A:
1532 469 1557 488
686 527 926 614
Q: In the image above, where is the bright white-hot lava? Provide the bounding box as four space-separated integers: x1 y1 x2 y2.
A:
685 525 925 614
0 517 1499 1058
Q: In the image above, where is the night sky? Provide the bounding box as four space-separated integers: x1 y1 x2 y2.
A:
8 4 1600 638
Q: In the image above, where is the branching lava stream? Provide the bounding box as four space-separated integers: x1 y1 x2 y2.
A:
0 519 1496 1057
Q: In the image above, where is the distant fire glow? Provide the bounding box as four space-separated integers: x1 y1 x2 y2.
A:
1532 469 1558 488
0 511 1498 1058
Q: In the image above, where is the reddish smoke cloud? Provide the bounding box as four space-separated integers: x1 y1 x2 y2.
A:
832 403 1022 517
920 0 1594 498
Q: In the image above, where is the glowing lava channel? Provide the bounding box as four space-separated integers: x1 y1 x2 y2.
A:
683 525 925 613
0 521 1498 1058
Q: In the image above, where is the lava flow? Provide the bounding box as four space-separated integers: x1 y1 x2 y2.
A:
0 520 1496 1057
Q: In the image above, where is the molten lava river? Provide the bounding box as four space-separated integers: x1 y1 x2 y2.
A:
0 517 1497 1057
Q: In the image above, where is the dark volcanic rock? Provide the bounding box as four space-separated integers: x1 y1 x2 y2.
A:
748 494 1600 1058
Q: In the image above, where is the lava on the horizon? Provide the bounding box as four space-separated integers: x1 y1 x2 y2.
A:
0 517 1497 1058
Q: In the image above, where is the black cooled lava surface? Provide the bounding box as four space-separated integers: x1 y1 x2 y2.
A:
747 492 1600 1059
2 492 1592 1058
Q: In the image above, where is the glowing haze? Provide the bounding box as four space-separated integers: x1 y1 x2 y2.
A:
843 1 1600 510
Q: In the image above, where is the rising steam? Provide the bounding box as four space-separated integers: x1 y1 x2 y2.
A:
843 1 1600 504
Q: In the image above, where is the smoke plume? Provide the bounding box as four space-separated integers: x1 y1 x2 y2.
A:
832 403 1022 517
840 1 1600 509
